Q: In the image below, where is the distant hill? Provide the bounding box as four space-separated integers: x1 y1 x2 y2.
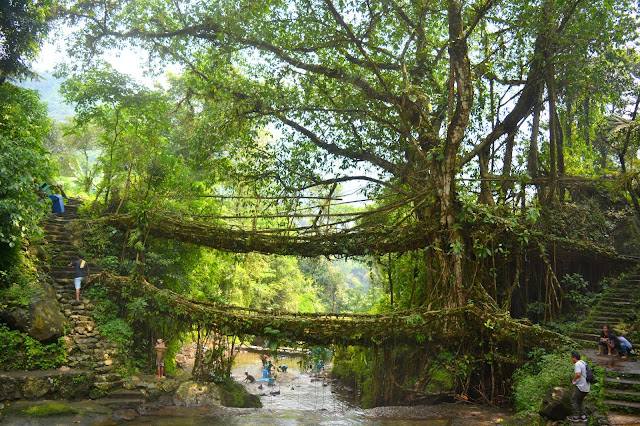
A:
16 71 75 122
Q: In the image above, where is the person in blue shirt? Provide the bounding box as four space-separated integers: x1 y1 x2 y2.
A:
614 336 633 359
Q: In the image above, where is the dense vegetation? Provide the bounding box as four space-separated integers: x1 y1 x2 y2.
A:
1 0 640 411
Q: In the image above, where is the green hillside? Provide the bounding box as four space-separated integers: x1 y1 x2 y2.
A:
16 71 75 122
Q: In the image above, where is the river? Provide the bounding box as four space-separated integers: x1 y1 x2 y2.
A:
0 351 512 425
134 351 512 425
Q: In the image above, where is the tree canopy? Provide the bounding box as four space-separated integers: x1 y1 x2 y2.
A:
55 0 640 309
0 0 54 83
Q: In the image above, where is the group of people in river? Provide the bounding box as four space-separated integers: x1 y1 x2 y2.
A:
597 324 634 359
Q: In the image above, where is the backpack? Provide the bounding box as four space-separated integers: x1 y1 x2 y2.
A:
584 362 595 383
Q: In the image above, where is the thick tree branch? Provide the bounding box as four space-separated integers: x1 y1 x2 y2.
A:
277 113 400 176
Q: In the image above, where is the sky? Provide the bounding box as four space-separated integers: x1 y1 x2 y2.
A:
34 27 179 87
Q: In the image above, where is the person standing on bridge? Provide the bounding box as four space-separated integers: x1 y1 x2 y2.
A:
68 254 90 302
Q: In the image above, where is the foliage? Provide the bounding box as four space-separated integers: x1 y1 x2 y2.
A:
0 281 40 309
0 84 53 254
0 0 53 83
562 273 599 317
512 348 574 413
0 323 66 370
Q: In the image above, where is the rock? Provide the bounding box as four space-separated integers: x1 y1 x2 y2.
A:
21 376 53 399
0 376 23 400
539 386 572 420
0 281 67 342
173 381 222 407
28 244 50 262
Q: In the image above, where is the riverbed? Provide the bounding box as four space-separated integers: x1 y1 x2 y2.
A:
1 351 514 425
134 351 512 425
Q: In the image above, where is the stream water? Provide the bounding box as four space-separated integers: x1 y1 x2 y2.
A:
1 351 512 425
135 351 512 425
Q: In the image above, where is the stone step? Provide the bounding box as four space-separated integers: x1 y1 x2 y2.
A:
587 314 631 322
604 370 640 381
95 365 117 374
581 321 632 329
51 270 77 279
96 373 124 383
603 399 640 413
93 380 125 392
604 376 640 390
43 230 67 238
571 332 599 342
602 389 640 403
96 397 145 410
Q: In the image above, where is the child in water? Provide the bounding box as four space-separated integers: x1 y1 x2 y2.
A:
155 338 167 378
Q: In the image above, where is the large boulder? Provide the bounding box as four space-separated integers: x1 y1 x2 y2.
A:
0 371 95 402
173 381 222 407
539 386 572 420
0 280 67 342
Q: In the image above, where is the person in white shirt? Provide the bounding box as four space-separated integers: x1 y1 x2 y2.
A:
567 351 590 422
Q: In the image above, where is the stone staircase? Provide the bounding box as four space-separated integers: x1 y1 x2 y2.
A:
43 199 124 396
569 271 640 414
601 367 640 414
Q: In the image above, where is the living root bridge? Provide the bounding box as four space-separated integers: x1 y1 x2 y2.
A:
97 273 569 352
99 213 634 265
100 213 432 256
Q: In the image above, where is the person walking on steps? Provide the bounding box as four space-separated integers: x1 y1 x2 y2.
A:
567 351 590 423
68 254 90 302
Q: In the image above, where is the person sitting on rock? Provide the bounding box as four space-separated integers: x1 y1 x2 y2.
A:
244 372 256 383
597 324 615 356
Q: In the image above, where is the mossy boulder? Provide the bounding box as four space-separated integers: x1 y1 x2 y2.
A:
218 379 262 408
0 371 95 402
171 379 261 408
173 381 222 407
0 281 67 342
538 386 572 420
423 367 454 393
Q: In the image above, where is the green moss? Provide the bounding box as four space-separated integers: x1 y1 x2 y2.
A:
424 367 454 393
217 378 261 408
22 403 80 417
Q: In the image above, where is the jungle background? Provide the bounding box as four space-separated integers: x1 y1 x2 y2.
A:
2 0 640 415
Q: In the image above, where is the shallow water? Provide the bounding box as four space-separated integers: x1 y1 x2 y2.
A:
1 352 512 425
230 351 352 412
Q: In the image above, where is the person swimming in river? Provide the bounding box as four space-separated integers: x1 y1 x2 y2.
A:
244 372 256 383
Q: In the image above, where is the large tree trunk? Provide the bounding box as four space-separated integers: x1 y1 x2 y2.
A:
441 0 472 308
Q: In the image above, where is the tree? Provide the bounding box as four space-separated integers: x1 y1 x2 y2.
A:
58 0 639 308
0 83 53 267
0 0 54 84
